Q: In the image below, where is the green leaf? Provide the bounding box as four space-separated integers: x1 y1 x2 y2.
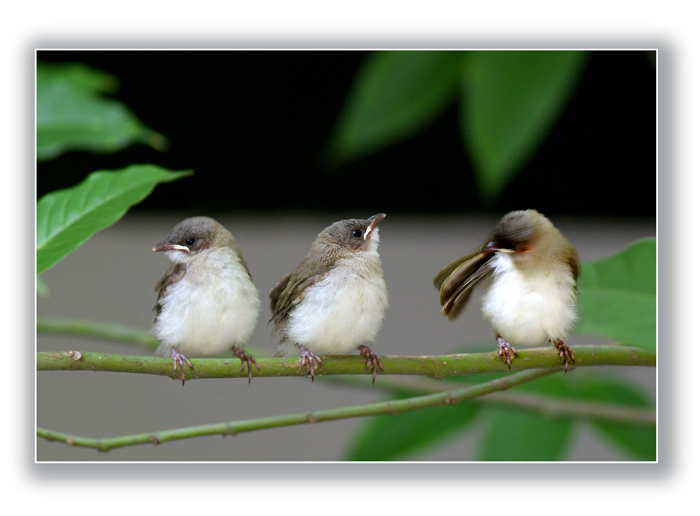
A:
576 238 656 349
36 165 192 274
460 51 588 201
476 374 571 461
344 370 654 461
38 61 119 93
477 372 654 461
479 408 573 461
37 275 50 297
344 391 480 461
592 420 656 461
513 372 655 460
37 62 167 161
573 375 656 460
330 51 462 162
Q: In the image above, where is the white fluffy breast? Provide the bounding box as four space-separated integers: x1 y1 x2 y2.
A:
481 253 577 346
152 248 260 357
279 251 388 356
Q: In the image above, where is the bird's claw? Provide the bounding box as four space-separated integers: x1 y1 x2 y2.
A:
170 348 194 386
231 346 260 384
359 345 383 386
552 339 575 373
297 345 322 382
496 336 518 370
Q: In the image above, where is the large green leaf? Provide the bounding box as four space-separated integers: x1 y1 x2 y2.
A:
344 368 654 461
576 238 656 349
574 376 656 460
479 408 573 461
37 62 167 161
330 51 461 162
476 371 655 461
344 390 480 461
591 420 656 461
460 51 588 201
36 165 192 274
475 373 574 462
481 371 655 461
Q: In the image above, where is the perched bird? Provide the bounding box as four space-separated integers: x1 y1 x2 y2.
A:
434 209 580 372
269 213 389 384
151 217 261 385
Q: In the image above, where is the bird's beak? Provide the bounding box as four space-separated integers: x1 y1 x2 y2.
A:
364 213 386 240
152 241 190 253
482 241 515 254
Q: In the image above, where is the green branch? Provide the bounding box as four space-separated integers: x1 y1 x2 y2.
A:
339 375 656 425
36 316 656 379
482 391 656 425
37 317 655 453
36 344 655 381
37 316 159 351
37 367 559 452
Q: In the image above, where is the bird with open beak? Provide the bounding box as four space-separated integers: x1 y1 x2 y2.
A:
434 209 580 372
269 213 389 384
151 217 261 385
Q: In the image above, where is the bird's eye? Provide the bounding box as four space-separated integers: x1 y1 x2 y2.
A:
185 238 195 246
352 229 362 238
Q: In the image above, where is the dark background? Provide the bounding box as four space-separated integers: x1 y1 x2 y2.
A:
36 50 656 219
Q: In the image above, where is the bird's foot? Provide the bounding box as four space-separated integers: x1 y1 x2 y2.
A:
358 345 384 386
231 346 260 384
551 339 575 373
170 348 194 386
496 336 518 370
297 345 322 383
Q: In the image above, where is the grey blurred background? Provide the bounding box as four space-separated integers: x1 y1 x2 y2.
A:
36 212 655 461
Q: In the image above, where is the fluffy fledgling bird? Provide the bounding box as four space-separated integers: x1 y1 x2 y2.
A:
151 217 261 385
269 213 389 384
434 209 580 371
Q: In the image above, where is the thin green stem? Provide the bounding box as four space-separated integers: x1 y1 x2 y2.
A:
38 317 158 351
482 391 655 425
328 375 656 425
37 368 558 452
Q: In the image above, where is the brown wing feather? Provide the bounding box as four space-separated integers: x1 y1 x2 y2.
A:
268 272 292 315
268 245 337 326
434 250 495 320
268 274 323 325
433 250 481 290
438 252 492 304
567 245 581 284
153 263 186 317
440 258 495 319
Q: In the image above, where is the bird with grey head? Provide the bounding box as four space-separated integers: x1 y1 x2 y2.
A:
151 216 261 385
269 213 389 384
434 209 580 372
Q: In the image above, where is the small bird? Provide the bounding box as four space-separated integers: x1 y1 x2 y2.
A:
151 216 261 385
269 213 389 384
434 209 580 372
